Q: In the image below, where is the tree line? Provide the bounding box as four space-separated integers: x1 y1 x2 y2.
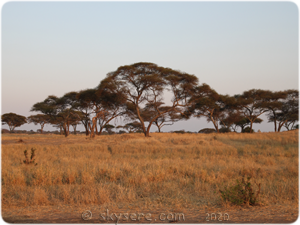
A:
2 62 298 137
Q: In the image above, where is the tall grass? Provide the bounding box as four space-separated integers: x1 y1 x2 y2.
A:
2 131 298 210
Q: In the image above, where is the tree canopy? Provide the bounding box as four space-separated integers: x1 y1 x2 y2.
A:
10 62 297 136
101 62 198 137
2 113 27 132
27 114 51 133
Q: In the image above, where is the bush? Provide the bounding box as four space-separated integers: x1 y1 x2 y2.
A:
219 177 260 206
198 128 216 134
242 127 254 133
23 148 38 166
173 130 185 134
219 127 231 133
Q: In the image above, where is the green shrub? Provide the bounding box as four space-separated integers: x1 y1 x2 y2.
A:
23 148 38 166
219 177 260 205
173 130 185 134
219 127 231 133
242 127 255 133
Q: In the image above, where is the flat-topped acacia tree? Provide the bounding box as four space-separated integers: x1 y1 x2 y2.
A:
100 62 198 137
27 114 51 134
188 84 236 133
31 93 80 137
235 89 270 133
2 113 27 132
76 84 127 138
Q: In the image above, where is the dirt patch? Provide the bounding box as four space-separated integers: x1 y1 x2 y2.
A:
2 205 298 223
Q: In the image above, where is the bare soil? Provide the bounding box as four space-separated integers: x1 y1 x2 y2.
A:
2 205 298 223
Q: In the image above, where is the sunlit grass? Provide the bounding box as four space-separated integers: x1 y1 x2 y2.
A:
2 131 298 210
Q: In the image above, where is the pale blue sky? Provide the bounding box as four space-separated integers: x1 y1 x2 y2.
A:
1 2 299 132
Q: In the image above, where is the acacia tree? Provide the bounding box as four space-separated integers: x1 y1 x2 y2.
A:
27 114 51 134
69 111 83 135
189 84 234 133
219 111 242 132
123 121 143 133
104 124 115 134
76 85 126 138
233 117 263 133
75 89 97 136
49 116 64 135
31 92 80 137
235 89 270 133
140 102 182 132
101 62 198 137
2 113 27 132
270 89 299 131
264 91 288 132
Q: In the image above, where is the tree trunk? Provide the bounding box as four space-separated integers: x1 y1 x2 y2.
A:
62 123 69 137
88 117 97 138
72 125 77 135
145 130 151 137
278 122 284 132
83 123 90 136
41 124 44 134
211 118 219 133
250 120 253 133
144 122 154 137
95 118 98 134
89 123 95 138
98 126 104 136
273 111 277 132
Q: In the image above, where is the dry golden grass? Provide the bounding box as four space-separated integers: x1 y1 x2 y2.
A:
2 131 298 211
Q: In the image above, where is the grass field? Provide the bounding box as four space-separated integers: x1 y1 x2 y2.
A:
1 131 298 222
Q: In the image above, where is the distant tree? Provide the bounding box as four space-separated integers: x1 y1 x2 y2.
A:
27 114 51 134
235 89 270 133
219 111 242 132
101 62 198 137
95 81 127 136
189 84 234 133
233 117 263 133
124 121 143 133
69 111 83 135
76 89 100 137
2 113 27 132
141 102 182 132
264 91 288 132
242 127 255 133
50 120 64 135
153 111 181 133
198 128 217 134
103 124 115 134
219 127 231 133
76 84 126 138
266 90 298 131
31 92 79 137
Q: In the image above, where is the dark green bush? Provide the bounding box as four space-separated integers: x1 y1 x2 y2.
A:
242 127 255 133
219 177 260 205
23 148 38 166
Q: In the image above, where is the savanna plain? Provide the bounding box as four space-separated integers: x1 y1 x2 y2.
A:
2 131 298 223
